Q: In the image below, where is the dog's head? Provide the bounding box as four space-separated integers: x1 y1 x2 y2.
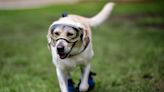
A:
47 18 89 59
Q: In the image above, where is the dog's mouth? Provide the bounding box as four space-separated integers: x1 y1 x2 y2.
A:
57 52 68 59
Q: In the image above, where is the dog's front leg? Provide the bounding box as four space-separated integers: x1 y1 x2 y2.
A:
79 63 91 92
56 68 68 92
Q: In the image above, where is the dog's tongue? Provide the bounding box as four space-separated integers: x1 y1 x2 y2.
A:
58 52 67 59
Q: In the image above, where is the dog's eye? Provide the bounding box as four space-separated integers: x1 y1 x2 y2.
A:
54 32 60 36
67 32 74 37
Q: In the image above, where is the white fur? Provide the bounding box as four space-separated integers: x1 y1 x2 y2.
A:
48 2 114 92
50 18 85 30
51 42 93 92
89 2 115 27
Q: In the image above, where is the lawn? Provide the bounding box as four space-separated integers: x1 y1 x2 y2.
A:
0 2 164 92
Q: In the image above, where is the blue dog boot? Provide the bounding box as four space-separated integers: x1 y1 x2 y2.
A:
67 79 75 92
88 72 96 91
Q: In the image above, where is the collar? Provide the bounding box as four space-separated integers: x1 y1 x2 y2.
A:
68 37 90 58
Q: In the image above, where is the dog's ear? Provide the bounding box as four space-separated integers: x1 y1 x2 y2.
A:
81 28 90 46
47 28 52 50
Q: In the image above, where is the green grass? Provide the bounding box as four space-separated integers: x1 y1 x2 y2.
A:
0 2 164 92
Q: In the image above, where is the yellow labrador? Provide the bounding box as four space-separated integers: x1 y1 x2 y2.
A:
47 2 114 92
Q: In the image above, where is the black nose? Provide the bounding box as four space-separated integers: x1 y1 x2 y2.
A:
57 45 64 52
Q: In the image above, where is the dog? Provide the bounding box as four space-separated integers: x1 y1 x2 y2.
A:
47 2 114 92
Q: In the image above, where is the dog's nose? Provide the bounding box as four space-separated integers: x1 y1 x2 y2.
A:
57 45 64 52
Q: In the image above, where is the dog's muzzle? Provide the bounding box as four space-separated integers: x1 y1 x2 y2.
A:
56 43 66 59
56 38 77 59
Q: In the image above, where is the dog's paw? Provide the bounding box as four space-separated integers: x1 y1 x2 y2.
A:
76 72 96 92
79 83 89 92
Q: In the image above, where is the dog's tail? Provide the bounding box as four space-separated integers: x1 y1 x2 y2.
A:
88 2 115 27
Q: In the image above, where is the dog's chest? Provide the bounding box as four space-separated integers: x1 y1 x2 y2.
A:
54 54 90 71
51 44 94 71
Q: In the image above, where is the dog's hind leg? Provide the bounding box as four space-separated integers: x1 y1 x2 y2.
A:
67 73 75 92
79 63 91 92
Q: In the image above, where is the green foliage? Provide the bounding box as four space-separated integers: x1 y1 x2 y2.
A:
0 2 164 92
